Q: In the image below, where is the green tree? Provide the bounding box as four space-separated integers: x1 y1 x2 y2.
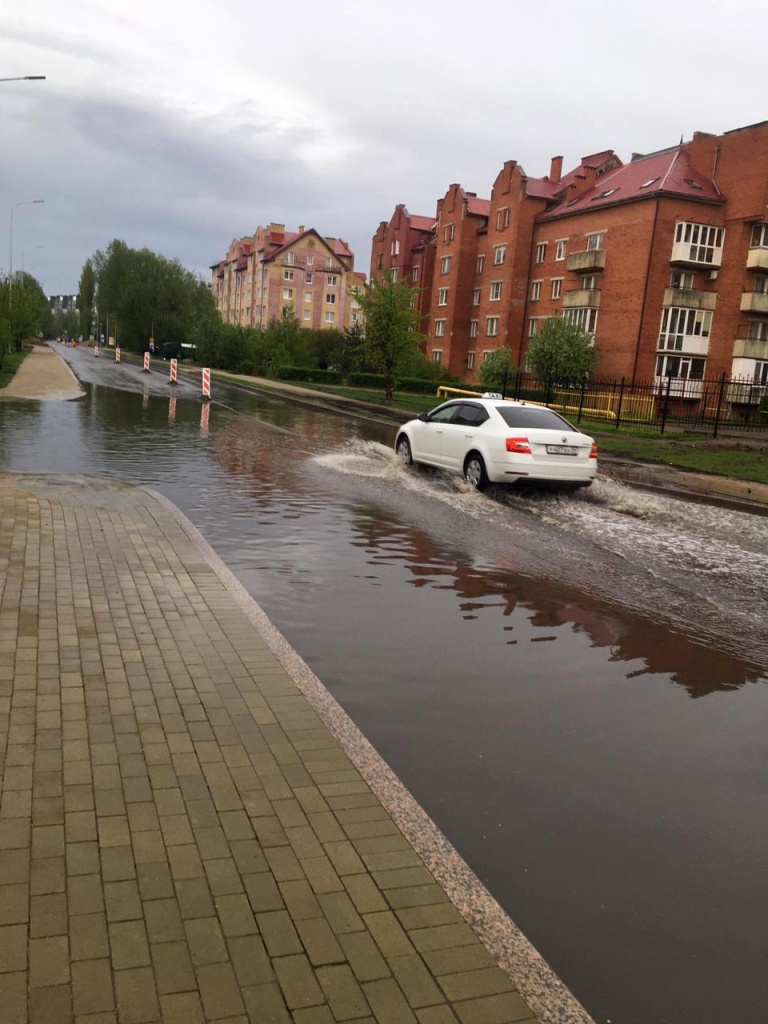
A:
526 316 599 387
477 347 518 394
78 259 94 340
90 240 210 351
354 271 423 400
7 272 49 350
47 309 80 341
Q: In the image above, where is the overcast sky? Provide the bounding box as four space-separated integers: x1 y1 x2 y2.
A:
1 0 762 294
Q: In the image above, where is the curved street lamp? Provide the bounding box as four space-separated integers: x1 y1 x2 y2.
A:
9 200 44 310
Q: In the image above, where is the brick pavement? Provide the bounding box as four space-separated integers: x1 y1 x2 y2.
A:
0 473 586 1024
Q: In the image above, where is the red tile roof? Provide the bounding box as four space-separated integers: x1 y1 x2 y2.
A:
541 147 723 219
410 215 436 232
467 196 491 217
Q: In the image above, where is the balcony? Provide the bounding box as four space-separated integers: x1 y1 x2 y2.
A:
740 291 768 314
726 379 767 404
669 241 723 268
567 249 606 273
662 287 717 310
732 337 768 360
653 377 704 399
746 248 768 272
562 288 601 309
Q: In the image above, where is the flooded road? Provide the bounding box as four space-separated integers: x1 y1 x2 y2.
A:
2 346 767 1024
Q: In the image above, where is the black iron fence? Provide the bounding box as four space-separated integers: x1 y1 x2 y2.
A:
494 372 768 437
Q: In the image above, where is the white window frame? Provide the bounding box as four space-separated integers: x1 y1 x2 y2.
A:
655 354 706 380
305 272 313 284
751 224 768 249
555 239 567 261
286 252 296 266
434 319 446 337
433 349 443 363
326 293 336 305
582 274 599 291
551 278 562 300
303 310 311 321
531 280 542 301
283 269 294 281
472 288 481 306
282 288 294 300
327 274 338 286
304 292 312 303
586 232 605 251
476 255 485 274
443 223 455 243
493 244 507 265
564 307 599 336
324 310 336 323
412 266 419 282
441 255 452 274
467 352 476 369
486 316 499 337
496 207 510 230
306 254 314 266
528 317 540 337
469 320 478 338
535 243 547 263
658 307 712 351
490 281 502 301
437 288 448 306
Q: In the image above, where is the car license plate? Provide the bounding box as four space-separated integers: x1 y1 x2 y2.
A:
546 444 577 455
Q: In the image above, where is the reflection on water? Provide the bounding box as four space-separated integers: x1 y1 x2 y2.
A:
1 361 767 1024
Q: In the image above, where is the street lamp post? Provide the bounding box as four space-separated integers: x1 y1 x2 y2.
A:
9 200 44 310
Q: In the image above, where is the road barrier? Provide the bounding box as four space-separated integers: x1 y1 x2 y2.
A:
168 395 176 425
93 345 99 358
169 358 178 385
201 367 211 401
115 347 121 363
200 401 210 436
143 352 150 373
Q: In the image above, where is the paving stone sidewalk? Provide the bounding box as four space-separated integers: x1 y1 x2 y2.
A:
0 473 573 1024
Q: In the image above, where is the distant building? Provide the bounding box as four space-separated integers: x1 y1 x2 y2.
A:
372 120 768 397
49 294 79 312
211 224 365 331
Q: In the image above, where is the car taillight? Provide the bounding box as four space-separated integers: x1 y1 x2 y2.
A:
506 437 531 454
589 443 598 459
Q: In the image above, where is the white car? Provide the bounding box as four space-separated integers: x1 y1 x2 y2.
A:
395 395 597 490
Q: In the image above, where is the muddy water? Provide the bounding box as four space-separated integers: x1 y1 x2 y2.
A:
2 350 766 1024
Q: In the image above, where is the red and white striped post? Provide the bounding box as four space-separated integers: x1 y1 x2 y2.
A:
200 400 210 437
143 352 150 373
115 347 121 363
201 367 211 401
93 345 99 357
168 395 177 425
169 358 178 385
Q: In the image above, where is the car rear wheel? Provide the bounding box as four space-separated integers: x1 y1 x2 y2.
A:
396 436 413 466
464 453 488 490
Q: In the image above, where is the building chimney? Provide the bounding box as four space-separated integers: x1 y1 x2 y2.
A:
297 225 304 233
549 155 563 182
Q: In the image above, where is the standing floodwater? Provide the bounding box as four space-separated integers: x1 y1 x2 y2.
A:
1 349 766 1024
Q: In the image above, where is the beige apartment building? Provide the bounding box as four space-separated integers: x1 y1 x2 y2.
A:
211 223 365 331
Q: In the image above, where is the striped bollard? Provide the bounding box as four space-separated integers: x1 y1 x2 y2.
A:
200 400 210 437
143 352 150 373
168 395 177 425
94 345 99 357
201 367 211 401
115 347 121 363
169 358 178 385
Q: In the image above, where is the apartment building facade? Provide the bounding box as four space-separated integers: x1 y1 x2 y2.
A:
372 120 768 397
212 224 364 332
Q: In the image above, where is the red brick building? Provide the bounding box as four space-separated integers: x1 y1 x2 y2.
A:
212 224 364 332
372 121 768 396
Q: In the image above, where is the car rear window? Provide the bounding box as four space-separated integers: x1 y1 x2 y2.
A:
495 405 577 431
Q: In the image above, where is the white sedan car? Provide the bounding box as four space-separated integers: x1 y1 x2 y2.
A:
395 396 597 490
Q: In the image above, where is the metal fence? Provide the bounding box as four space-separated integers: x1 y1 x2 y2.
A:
499 372 768 437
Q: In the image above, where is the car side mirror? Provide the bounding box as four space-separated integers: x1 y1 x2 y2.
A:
418 412 429 422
